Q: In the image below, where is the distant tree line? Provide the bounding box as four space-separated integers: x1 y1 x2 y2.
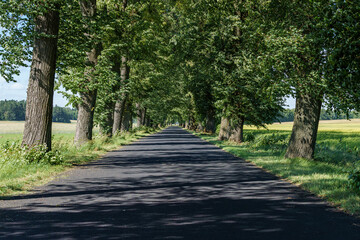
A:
0 100 77 123
277 109 360 123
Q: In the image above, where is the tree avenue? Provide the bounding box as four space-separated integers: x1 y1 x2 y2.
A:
0 0 359 160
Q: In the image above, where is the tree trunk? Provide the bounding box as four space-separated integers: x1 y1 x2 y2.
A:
218 117 231 141
197 123 204 132
229 116 245 143
112 99 125 134
145 116 151 127
285 93 322 159
74 0 100 145
75 90 97 144
121 100 132 132
112 56 130 135
136 103 142 128
142 108 147 126
136 104 146 128
22 4 60 151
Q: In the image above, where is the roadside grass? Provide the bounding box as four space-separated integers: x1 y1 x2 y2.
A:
0 125 158 196
191 126 360 216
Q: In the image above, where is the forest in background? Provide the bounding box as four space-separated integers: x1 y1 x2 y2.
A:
0 100 77 123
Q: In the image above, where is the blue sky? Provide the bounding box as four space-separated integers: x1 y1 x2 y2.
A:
0 66 69 107
0 67 297 109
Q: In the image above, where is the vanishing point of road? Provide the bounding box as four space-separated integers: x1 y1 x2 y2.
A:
1 127 360 239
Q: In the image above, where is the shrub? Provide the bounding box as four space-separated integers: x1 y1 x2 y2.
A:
23 145 64 165
244 132 255 142
251 133 288 148
348 166 360 192
0 142 64 166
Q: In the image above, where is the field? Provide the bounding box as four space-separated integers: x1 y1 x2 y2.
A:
192 119 360 216
0 121 98 144
0 121 156 196
245 119 360 132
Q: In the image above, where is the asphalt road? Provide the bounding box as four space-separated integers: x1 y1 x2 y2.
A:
1 126 360 239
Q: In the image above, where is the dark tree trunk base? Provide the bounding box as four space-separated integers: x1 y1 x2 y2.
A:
74 90 97 145
285 92 322 159
229 117 245 143
218 117 231 141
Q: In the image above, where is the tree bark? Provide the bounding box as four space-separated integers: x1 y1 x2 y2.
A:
112 99 125 134
121 99 132 132
218 117 231 141
136 103 146 128
142 108 147 126
229 116 245 143
112 56 130 135
285 92 322 159
136 103 142 128
75 90 97 144
74 0 100 145
22 4 60 151
197 123 204 132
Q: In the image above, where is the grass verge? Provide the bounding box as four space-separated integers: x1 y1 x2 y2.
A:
189 129 360 216
0 127 159 196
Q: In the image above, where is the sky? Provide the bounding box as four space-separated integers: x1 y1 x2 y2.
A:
0 66 69 107
0 67 297 109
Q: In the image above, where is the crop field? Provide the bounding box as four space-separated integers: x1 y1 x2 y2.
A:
0 121 99 144
245 119 360 132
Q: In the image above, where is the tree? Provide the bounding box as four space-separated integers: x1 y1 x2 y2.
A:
22 1 61 150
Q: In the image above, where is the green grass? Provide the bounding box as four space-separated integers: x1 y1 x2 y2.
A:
191 127 360 216
0 124 158 197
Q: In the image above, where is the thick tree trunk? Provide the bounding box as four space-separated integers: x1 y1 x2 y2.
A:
74 0 100 145
112 99 125 134
229 116 245 143
112 56 130 135
285 93 322 159
22 4 60 151
75 90 97 144
188 116 196 130
218 117 231 141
